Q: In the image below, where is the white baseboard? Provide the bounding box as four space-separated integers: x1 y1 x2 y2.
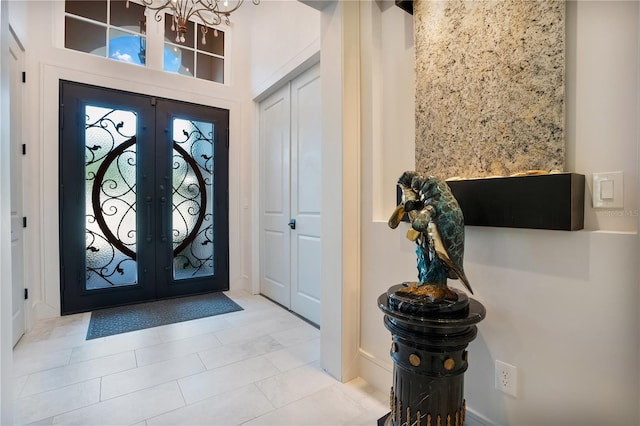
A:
33 300 59 321
466 407 495 426
358 349 392 395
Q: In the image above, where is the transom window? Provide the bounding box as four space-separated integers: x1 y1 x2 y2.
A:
65 0 147 66
163 14 225 83
64 0 227 84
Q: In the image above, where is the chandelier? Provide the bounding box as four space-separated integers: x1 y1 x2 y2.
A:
127 0 260 44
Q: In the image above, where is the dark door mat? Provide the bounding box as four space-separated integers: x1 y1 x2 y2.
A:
86 292 243 340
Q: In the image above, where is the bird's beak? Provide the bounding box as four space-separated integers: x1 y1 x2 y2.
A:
406 228 420 241
388 204 405 229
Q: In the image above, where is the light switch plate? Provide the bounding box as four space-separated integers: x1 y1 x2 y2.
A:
600 180 614 200
593 171 623 209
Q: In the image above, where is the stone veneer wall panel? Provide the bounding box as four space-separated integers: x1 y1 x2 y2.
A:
414 0 565 178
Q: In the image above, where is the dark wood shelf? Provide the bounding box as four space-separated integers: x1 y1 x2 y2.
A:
395 0 413 15
446 173 585 231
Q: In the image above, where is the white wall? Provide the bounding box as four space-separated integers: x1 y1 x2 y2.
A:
247 0 320 97
568 1 639 233
358 1 640 425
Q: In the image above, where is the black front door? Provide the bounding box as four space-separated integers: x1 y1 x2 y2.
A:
59 81 229 314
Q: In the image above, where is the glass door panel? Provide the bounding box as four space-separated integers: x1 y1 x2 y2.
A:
85 105 138 290
172 118 214 280
154 98 229 299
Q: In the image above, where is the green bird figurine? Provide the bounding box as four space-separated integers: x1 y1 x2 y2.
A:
389 171 473 301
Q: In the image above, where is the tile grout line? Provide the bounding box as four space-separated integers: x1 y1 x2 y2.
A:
135 382 188 425
239 383 278 426
17 351 141 399
18 378 103 425
14 374 29 400
97 354 207 403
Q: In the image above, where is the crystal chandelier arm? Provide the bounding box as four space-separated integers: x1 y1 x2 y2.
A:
140 0 177 12
177 0 192 21
193 9 224 27
214 0 246 15
138 0 260 19
141 0 175 22
200 0 255 17
199 0 220 10
135 0 260 44
193 0 228 27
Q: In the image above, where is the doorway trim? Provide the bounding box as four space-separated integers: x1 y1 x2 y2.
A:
58 81 230 314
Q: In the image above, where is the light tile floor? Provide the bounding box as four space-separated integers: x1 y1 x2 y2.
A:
12 291 389 426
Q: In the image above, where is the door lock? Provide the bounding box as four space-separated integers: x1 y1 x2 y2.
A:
288 219 296 230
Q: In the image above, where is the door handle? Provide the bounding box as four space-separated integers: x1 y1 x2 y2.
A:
288 219 296 230
159 196 167 242
145 195 153 243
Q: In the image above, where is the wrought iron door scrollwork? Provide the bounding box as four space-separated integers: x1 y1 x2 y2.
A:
86 109 215 288
171 120 214 279
91 137 138 260
85 107 138 289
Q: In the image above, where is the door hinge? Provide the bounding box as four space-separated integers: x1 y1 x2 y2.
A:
150 97 157 106
60 104 64 129
22 144 26 155
60 184 64 209
22 217 27 228
22 71 26 83
226 128 229 148
24 288 28 300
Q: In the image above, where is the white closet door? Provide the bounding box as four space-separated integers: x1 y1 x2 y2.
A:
9 34 25 346
259 64 321 325
289 63 321 325
259 84 292 307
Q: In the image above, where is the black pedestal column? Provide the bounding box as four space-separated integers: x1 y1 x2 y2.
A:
378 284 485 426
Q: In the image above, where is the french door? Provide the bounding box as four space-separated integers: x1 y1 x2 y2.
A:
59 81 229 314
259 64 321 325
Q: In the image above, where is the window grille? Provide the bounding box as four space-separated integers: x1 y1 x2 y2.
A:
64 0 227 84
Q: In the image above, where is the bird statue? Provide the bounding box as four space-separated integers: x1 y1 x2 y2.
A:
388 171 473 302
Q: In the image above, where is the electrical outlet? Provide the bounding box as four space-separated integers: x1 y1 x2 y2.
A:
495 360 518 397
